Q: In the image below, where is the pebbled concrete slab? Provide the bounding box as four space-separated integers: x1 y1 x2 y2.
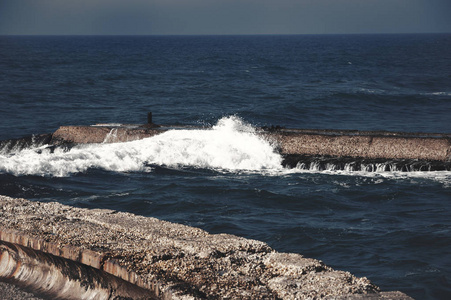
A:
0 281 46 300
0 195 413 299
51 125 162 145
269 131 451 162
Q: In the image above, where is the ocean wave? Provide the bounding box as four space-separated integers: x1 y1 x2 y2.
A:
1 116 450 185
285 167 451 187
0 116 283 177
428 92 451 97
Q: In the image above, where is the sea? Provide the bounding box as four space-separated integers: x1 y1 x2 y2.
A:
0 34 450 299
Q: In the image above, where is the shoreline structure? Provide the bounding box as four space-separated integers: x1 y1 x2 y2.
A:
2 118 448 298
52 124 451 164
2 121 449 171
0 195 412 299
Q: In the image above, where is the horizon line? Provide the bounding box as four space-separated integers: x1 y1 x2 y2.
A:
1 31 450 37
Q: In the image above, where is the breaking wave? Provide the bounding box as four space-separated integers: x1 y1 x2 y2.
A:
0 116 283 177
1 116 450 184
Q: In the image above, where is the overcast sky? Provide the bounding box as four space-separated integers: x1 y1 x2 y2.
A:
1 0 450 35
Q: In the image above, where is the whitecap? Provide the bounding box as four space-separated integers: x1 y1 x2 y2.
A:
0 116 283 177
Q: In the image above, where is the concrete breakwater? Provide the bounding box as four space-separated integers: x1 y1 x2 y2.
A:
0 195 413 299
50 125 451 161
273 129 451 170
1 123 450 170
48 124 451 171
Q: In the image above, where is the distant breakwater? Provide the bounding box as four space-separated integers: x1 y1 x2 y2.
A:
1 122 450 172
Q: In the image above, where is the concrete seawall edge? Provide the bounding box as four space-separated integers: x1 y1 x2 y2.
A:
0 195 413 299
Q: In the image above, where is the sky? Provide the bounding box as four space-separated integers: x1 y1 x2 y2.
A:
0 0 450 35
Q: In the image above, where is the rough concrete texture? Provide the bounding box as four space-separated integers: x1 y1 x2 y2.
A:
0 240 155 299
49 125 451 162
269 131 451 162
51 125 162 144
0 195 413 299
0 281 46 300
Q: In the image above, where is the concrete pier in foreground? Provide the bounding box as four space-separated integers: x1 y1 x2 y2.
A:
0 196 412 299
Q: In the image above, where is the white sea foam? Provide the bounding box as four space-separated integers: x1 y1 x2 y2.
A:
286 166 451 186
1 116 450 184
0 116 283 177
430 92 451 96
419 91 451 97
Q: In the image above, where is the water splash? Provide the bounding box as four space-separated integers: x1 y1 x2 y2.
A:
102 128 118 143
1 116 450 184
287 161 451 186
0 134 53 155
0 116 283 177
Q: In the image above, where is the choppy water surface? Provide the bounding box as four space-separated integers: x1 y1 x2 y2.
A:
1 34 451 299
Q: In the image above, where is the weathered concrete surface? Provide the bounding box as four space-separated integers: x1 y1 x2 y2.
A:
48 125 451 163
0 281 45 300
0 240 155 299
0 195 413 299
51 125 162 144
270 130 451 162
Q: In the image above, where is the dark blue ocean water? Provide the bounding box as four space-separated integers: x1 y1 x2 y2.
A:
1 34 451 299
